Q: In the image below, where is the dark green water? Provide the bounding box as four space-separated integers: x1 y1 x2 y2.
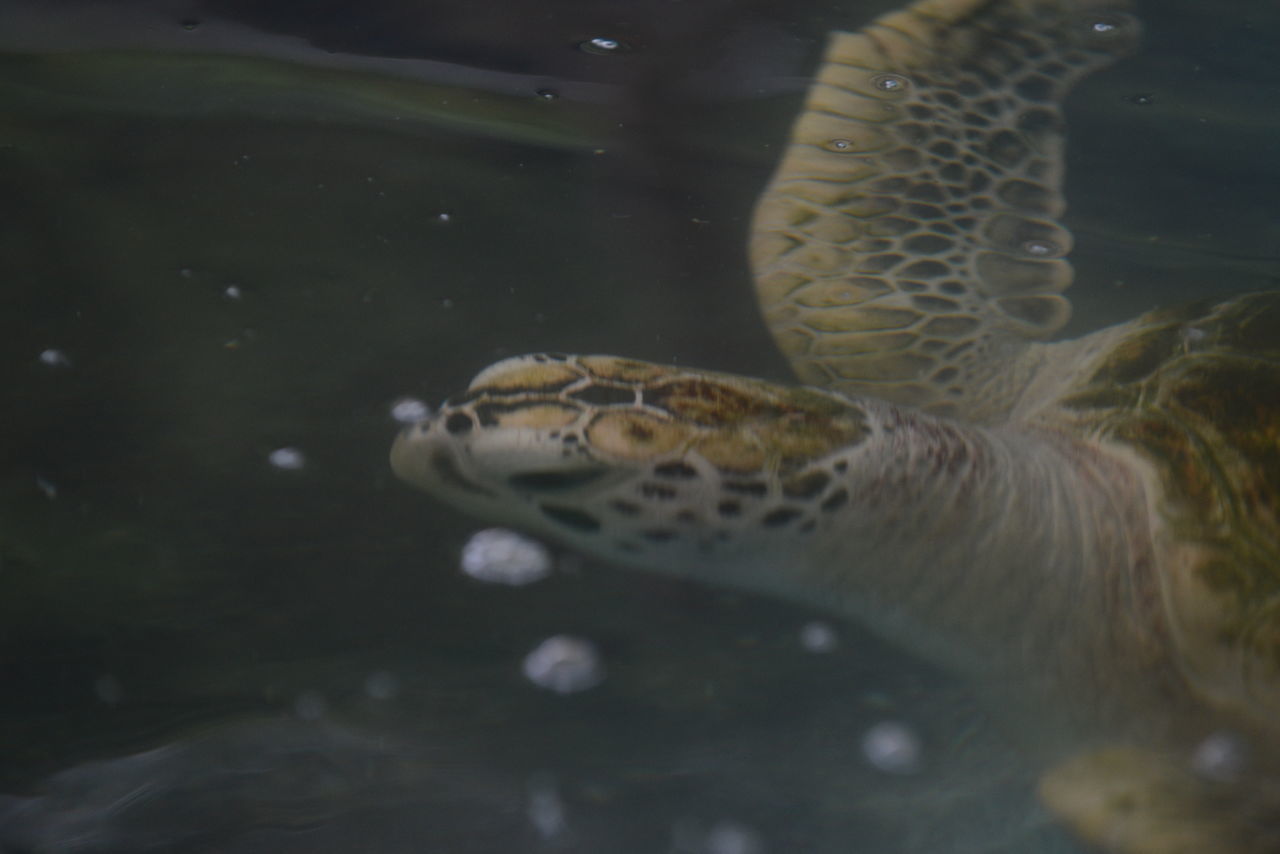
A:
1 0 1277 851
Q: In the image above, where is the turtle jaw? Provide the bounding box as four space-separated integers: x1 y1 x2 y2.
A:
388 385 864 592
390 420 498 505
389 405 822 590
390 414 633 531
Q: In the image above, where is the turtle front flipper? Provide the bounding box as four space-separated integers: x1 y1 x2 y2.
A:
749 0 1138 420
1039 747 1280 853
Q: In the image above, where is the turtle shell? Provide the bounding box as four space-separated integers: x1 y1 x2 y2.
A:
1057 292 1280 727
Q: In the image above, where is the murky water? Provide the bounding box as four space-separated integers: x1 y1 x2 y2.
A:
1 0 1277 851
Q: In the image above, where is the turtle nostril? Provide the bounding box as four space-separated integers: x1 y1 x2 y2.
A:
444 412 474 435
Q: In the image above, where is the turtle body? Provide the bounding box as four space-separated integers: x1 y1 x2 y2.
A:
391 0 1280 850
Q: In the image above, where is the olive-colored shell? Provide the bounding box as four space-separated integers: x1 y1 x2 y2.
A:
1057 292 1280 722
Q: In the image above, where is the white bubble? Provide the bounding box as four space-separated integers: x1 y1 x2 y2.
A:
873 73 908 91
706 821 764 854
799 621 838 653
522 635 603 694
94 674 124 706
578 36 632 55
861 721 922 774
1191 731 1247 782
38 348 71 367
364 670 400 701
390 397 430 423
35 475 58 500
461 528 552 586
268 447 306 470
223 285 243 300
294 690 327 720
436 212 452 223
526 773 567 839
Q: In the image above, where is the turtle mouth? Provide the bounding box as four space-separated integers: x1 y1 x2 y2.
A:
428 450 497 498
507 467 611 493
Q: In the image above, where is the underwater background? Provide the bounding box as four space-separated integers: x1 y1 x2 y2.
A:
1 0 1278 851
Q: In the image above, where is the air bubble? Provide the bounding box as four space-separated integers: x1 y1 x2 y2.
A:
223 285 243 300
579 37 627 55
706 821 764 854
522 635 603 694
364 670 401 701
861 720 922 774
1191 731 1247 782
536 88 560 101
1022 239 1058 256
94 674 124 705
1085 14 1135 38
462 528 553 586
38 348 71 367
390 396 431 423
800 621 838 652
827 138 853 151
268 447 306 470
873 73 909 92
294 690 327 720
35 475 57 500
527 773 567 839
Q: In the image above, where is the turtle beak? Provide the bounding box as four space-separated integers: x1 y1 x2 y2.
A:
391 413 622 504
391 419 497 500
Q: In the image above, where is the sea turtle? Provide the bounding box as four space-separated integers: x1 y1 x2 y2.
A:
390 0 1280 850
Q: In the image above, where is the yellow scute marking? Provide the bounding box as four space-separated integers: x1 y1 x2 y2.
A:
586 411 690 460
471 361 579 392
695 433 767 474
648 378 783 426
580 356 675 383
766 414 867 469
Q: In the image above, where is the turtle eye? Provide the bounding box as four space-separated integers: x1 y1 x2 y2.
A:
444 413 475 435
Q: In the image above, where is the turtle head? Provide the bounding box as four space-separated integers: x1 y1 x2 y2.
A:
391 354 871 577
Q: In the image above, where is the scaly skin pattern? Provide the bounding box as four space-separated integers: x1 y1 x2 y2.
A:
393 353 1177 740
392 342 1280 851
391 0 1280 848
749 0 1139 421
